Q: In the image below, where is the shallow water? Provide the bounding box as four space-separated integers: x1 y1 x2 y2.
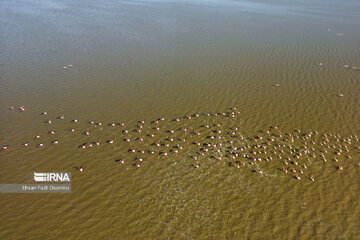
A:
0 0 359 239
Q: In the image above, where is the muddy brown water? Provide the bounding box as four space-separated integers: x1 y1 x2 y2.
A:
0 0 359 239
